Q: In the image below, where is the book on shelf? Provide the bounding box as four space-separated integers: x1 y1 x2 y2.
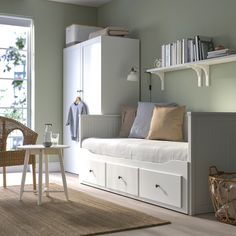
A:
195 35 214 61
161 44 166 67
207 49 236 59
165 43 171 67
194 36 200 61
176 40 182 64
171 42 177 66
182 38 189 64
207 48 236 55
189 38 195 62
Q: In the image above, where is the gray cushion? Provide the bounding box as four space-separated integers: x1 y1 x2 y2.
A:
129 102 177 138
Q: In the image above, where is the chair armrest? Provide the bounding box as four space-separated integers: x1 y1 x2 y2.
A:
79 115 121 146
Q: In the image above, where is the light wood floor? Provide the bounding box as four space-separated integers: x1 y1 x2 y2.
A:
0 172 235 236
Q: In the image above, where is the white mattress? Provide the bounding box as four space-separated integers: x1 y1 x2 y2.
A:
82 138 188 163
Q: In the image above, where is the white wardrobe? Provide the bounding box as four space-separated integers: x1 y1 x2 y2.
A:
63 36 139 174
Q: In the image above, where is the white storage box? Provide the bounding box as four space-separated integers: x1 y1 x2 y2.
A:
66 24 102 46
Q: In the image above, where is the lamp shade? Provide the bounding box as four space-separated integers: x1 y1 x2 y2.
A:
127 67 139 82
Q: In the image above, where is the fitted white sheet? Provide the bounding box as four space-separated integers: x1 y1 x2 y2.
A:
82 138 188 163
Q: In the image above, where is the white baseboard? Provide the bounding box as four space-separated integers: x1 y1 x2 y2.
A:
0 162 60 173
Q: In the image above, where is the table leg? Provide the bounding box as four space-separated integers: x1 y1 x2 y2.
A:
38 149 43 205
20 150 30 200
45 154 49 197
58 149 69 200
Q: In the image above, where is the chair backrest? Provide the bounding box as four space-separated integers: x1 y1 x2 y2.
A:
0 116 38 151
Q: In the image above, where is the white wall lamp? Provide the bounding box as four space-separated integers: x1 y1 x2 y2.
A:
127 66 141 101
127 67 139 82
127 67 153 102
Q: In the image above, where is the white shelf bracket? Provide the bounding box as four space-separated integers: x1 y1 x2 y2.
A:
153 71 165 90
189 65 202 87
198 64 210 86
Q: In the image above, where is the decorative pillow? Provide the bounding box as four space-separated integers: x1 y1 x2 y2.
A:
146 106 186 141
119 105 137 138
128 102 177 138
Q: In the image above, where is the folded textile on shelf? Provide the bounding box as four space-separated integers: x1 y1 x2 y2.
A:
89 26 129 39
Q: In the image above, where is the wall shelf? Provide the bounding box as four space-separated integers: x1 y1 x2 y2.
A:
146 54 236 90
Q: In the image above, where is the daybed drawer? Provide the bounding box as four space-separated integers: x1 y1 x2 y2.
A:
106 163 138 196
139 169 182 208
80 159 106 187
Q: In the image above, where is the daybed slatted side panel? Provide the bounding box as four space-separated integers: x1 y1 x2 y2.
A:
189 112 236 215
79 115 121 146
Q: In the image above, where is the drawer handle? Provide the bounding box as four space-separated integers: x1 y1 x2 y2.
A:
155 184 160 188
118 176 127 185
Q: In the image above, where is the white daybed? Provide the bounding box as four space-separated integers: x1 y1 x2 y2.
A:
77 112 236 215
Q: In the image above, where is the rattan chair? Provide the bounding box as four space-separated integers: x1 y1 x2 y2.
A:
0 116 38 190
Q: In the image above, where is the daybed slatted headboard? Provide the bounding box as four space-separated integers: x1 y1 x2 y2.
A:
79 115 121 146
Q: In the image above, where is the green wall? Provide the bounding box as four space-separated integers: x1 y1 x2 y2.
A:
0 0 97 142
98 0 236 112
2 0 236 144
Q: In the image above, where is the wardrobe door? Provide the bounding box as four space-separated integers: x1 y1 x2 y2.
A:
63 44 82 174
82 38 102 114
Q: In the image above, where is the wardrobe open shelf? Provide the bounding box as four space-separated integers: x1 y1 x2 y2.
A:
146 54 236 90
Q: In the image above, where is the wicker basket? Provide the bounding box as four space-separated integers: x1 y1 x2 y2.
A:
209 166 236 225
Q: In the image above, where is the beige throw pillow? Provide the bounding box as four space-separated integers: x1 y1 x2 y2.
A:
146 106 186 141
119 105 137 138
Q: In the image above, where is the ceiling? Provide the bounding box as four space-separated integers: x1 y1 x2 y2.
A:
48 0 112 7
